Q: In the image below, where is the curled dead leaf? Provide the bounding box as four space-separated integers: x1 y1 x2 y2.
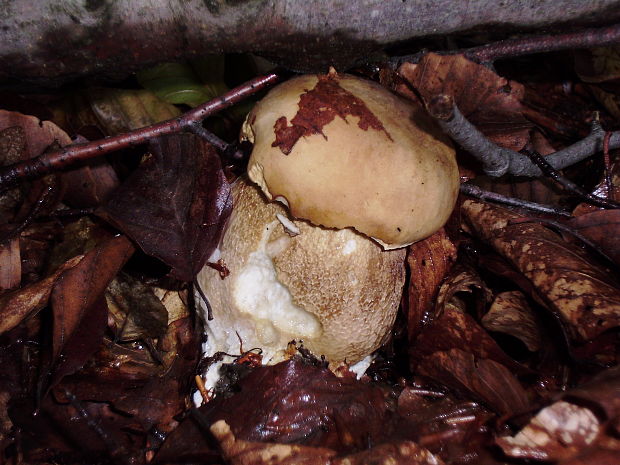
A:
482 291 543 352
406 228 457 341
397 53 531 151
462 199 620 342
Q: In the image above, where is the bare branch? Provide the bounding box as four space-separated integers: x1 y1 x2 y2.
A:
465 22 620 63
460 183 571 217
428 96 620 178
0 73 279 192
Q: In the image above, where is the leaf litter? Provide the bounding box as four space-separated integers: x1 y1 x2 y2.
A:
0 46 619 465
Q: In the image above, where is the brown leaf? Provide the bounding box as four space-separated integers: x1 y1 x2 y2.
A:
105 272 169 342
497 400 601 461
0 238 20 292
50 235 134 379
563 365 620 422
0 109 72 160
411 266 522 373
211 420 337 465
567 209 620 265
203 358 391 453
0 255 83 335
482 291 543 352
271 70 392 155
417 348 531 416
406 228 457 340
462 199 620 342
211 420 447 465
397 53 532 151
98 134 232 281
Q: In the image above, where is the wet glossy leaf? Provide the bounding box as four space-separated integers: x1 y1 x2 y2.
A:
417 348 530 416
406 228 457 340
98 134 232 281
462 199 620 342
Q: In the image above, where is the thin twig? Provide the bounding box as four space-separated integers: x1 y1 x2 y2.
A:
460 183 571 217
521 150 620 209
391 23 620 68
603 131 614 199
465 23 620 64
428 96 620 177
0 73 280 192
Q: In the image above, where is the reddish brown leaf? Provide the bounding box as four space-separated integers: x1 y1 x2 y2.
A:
98 134 232 281
211 420 337 465
50 235 134 379
271 70 392 155
412 266 523 373
567 209 620 265
482 291 543 352
418 349 530 416
0 255 83 335
211 420 446 465
0 109 72 160
0 237 20 291
397 53 532 151
203 358 391 453
406 228 457 340
462 199 620 342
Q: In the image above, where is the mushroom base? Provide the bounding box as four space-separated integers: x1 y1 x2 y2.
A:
196 179 406 367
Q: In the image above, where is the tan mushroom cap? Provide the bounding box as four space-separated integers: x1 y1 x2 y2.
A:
196 179 406 365
244 71 459 249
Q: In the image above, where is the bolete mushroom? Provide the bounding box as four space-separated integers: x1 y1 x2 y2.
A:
196 69 458 372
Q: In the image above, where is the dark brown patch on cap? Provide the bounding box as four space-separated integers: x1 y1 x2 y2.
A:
271 73 392 155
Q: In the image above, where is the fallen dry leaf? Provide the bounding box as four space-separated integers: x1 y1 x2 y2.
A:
211 419 447 465
48 235 135 388
482 291 543 352
567 209 620 265
0 255 83 335
406 228 457 340
98 133 232 281
461 199 620 342
0 237 20 291
397 53 532 151
417 348 531 416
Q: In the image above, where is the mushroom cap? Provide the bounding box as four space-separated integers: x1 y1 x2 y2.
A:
196 179 406 365
244 71 459 249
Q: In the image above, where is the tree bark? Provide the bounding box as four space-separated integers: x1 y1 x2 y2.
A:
1 0 620 84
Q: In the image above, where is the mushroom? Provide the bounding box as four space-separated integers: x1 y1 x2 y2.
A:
196 69 458 372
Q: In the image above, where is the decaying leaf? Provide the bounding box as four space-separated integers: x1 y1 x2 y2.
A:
497 401 601 461
397 53 532 150
211 420 337 465
48 235 135 387
406 228 457 340
105 272 169 342
0 238 20 291
211 420 446 465
0 255 82 335
462 199 620 342
203 358 391 453
482 291 543 352
417 348 531 416
567 209 620 265
98 133 233 281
